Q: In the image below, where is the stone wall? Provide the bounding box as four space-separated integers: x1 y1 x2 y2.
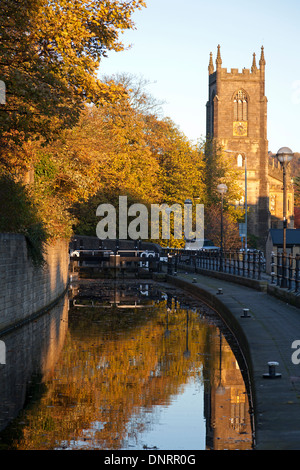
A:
0 234 69 333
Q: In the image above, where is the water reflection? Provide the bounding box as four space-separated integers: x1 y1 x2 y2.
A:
0 280 253 450
0 294 69 433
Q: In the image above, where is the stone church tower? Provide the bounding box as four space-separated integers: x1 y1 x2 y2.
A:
206 45 294 248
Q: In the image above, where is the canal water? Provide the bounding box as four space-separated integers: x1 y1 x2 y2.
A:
0 279 254 450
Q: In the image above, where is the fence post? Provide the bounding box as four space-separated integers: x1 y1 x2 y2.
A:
288 254 293 290
258 251 262 280
228 252 231 274
271 252 276 284
252 251 256 279
277 252 281 287
281 252 287 289
247 250 250 278
295 254 300 293
167 254 173 275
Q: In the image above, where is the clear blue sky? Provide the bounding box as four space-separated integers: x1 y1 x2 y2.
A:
98 0 300 154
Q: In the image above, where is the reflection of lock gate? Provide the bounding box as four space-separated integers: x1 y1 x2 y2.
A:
0 340 6 365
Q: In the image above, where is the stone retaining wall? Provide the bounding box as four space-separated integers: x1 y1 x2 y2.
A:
0 234 69 333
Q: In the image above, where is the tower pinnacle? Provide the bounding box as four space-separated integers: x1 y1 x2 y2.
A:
251 53 258 72
216 44 222 68
208 52 214 74
259 46 266 67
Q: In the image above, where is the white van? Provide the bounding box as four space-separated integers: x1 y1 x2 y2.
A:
185 239 219 251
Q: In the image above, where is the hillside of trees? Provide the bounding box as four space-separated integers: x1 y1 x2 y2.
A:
0 0 249 262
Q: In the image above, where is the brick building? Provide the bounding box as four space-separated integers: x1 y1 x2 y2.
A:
206 45 294 249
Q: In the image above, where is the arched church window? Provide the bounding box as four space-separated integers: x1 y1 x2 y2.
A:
233 90 248 136
237 154 243 167
270 195 276 213
233 90 248 121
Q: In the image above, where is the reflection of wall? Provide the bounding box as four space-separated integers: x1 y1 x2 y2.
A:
0 234 69 333
0 294 69 432
204 334 253 450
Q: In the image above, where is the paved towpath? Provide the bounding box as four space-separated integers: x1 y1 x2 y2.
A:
166 270 300 450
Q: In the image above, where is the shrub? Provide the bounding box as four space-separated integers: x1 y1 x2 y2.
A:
0 173 49 266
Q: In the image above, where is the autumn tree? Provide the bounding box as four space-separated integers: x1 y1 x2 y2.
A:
102 72 166 117
35 89 162 237
68 109 204 243
200 138 243 207
0 173 48 264
37 73 203 242
197 138 247 248
0 0 146 174
204 204 241 251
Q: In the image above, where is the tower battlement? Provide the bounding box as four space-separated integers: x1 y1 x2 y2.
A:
209 67 260 85
222 67 258 76
208 45 265 77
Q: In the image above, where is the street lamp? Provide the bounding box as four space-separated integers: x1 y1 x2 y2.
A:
225 150 247 251
217 183 228 271
276 147 294 288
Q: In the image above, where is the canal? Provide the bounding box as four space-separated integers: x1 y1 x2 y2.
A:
0 279 254 450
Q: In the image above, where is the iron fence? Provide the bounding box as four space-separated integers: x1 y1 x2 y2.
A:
270 252 300 293
163 248 265 281
163 248 300 294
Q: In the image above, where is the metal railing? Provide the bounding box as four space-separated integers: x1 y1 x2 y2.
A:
270 252 300 293
163 249 265 281
163 248 300 295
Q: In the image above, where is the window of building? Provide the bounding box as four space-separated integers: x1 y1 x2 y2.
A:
237 154 243 167
270 195 276 213
233 90 248 121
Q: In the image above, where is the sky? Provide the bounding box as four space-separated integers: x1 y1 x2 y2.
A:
98 0 300 154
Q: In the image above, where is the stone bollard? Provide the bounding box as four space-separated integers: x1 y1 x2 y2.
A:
263 361 281 379
241 308 251 318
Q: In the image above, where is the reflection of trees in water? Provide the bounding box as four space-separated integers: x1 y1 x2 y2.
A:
6 297 250 450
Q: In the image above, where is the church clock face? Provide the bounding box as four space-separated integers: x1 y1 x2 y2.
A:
233 121 248 137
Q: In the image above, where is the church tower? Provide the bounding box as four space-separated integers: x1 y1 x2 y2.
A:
206 45 270 246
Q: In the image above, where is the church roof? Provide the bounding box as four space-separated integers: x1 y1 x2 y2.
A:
268 229 300 246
